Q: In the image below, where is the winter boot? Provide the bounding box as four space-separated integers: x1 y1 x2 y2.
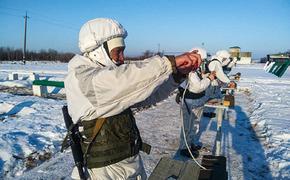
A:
180 148 199 158
203 112 216 118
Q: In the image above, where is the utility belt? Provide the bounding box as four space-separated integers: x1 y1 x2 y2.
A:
178 87 205 100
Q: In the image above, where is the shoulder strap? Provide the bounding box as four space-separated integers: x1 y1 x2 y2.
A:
92 118 106 138
204 59 220 73
83 118 106 166
127 111 151 154
210 59 221 64
224 58 233 67
196 69 203 80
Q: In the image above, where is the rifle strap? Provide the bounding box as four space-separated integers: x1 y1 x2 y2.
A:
60 121 80 152
83 118 106 166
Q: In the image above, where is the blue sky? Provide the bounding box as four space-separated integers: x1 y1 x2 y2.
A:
0 0 289 59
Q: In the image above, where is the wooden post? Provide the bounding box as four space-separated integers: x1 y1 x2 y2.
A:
9 73 18 80
204 102 228 156
29 73 39 81
32 85 47 97
215 107 224 156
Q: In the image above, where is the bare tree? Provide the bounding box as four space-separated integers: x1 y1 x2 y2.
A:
0 47 74 62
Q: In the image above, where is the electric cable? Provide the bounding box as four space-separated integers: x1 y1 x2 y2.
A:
0 7 79 31
180 79 206 170
31 17 78 31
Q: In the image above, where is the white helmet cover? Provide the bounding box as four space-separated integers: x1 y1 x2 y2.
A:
190 47 207 60
79 18 127 53
216 50 230 59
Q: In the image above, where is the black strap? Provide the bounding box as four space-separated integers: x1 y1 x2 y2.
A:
178 87 205 100
205 59 221 73
177 88 191 114
128 111 151 155
196 69 203 80
211 59 221 64
222 58 233 72
224 58 233 67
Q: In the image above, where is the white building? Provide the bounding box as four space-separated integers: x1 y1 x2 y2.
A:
229 46 252 64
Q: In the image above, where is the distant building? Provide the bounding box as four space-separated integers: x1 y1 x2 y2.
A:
268 53 290 60
265 53 290 77
229 46 252 64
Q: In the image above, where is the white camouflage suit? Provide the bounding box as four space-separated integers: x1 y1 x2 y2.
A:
65 18 180 180
178 47 212 149
178 71 211 149
205 51 232 100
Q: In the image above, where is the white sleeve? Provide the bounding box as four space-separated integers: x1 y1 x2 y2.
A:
132 75 179 108
76 55 177 118
187 72 210 93
208 61 230 83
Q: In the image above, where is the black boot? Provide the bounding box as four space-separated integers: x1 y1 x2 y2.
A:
203 112 216 118
191 144 202 151
180 148 199 158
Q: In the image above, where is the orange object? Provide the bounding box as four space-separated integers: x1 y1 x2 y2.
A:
223 100 230 106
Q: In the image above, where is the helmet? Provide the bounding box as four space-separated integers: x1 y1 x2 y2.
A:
190 47 207 60
216 50 230 59
78 18 127 53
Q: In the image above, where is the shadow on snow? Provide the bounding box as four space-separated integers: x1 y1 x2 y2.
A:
172 105 272 179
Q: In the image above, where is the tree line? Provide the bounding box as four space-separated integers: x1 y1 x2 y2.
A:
125 50 163 60
0 47 74 62
3 46 288 63
0 47 161 63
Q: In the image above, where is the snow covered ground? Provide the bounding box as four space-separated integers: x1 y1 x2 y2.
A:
0 61 289 179
230 64 290 179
